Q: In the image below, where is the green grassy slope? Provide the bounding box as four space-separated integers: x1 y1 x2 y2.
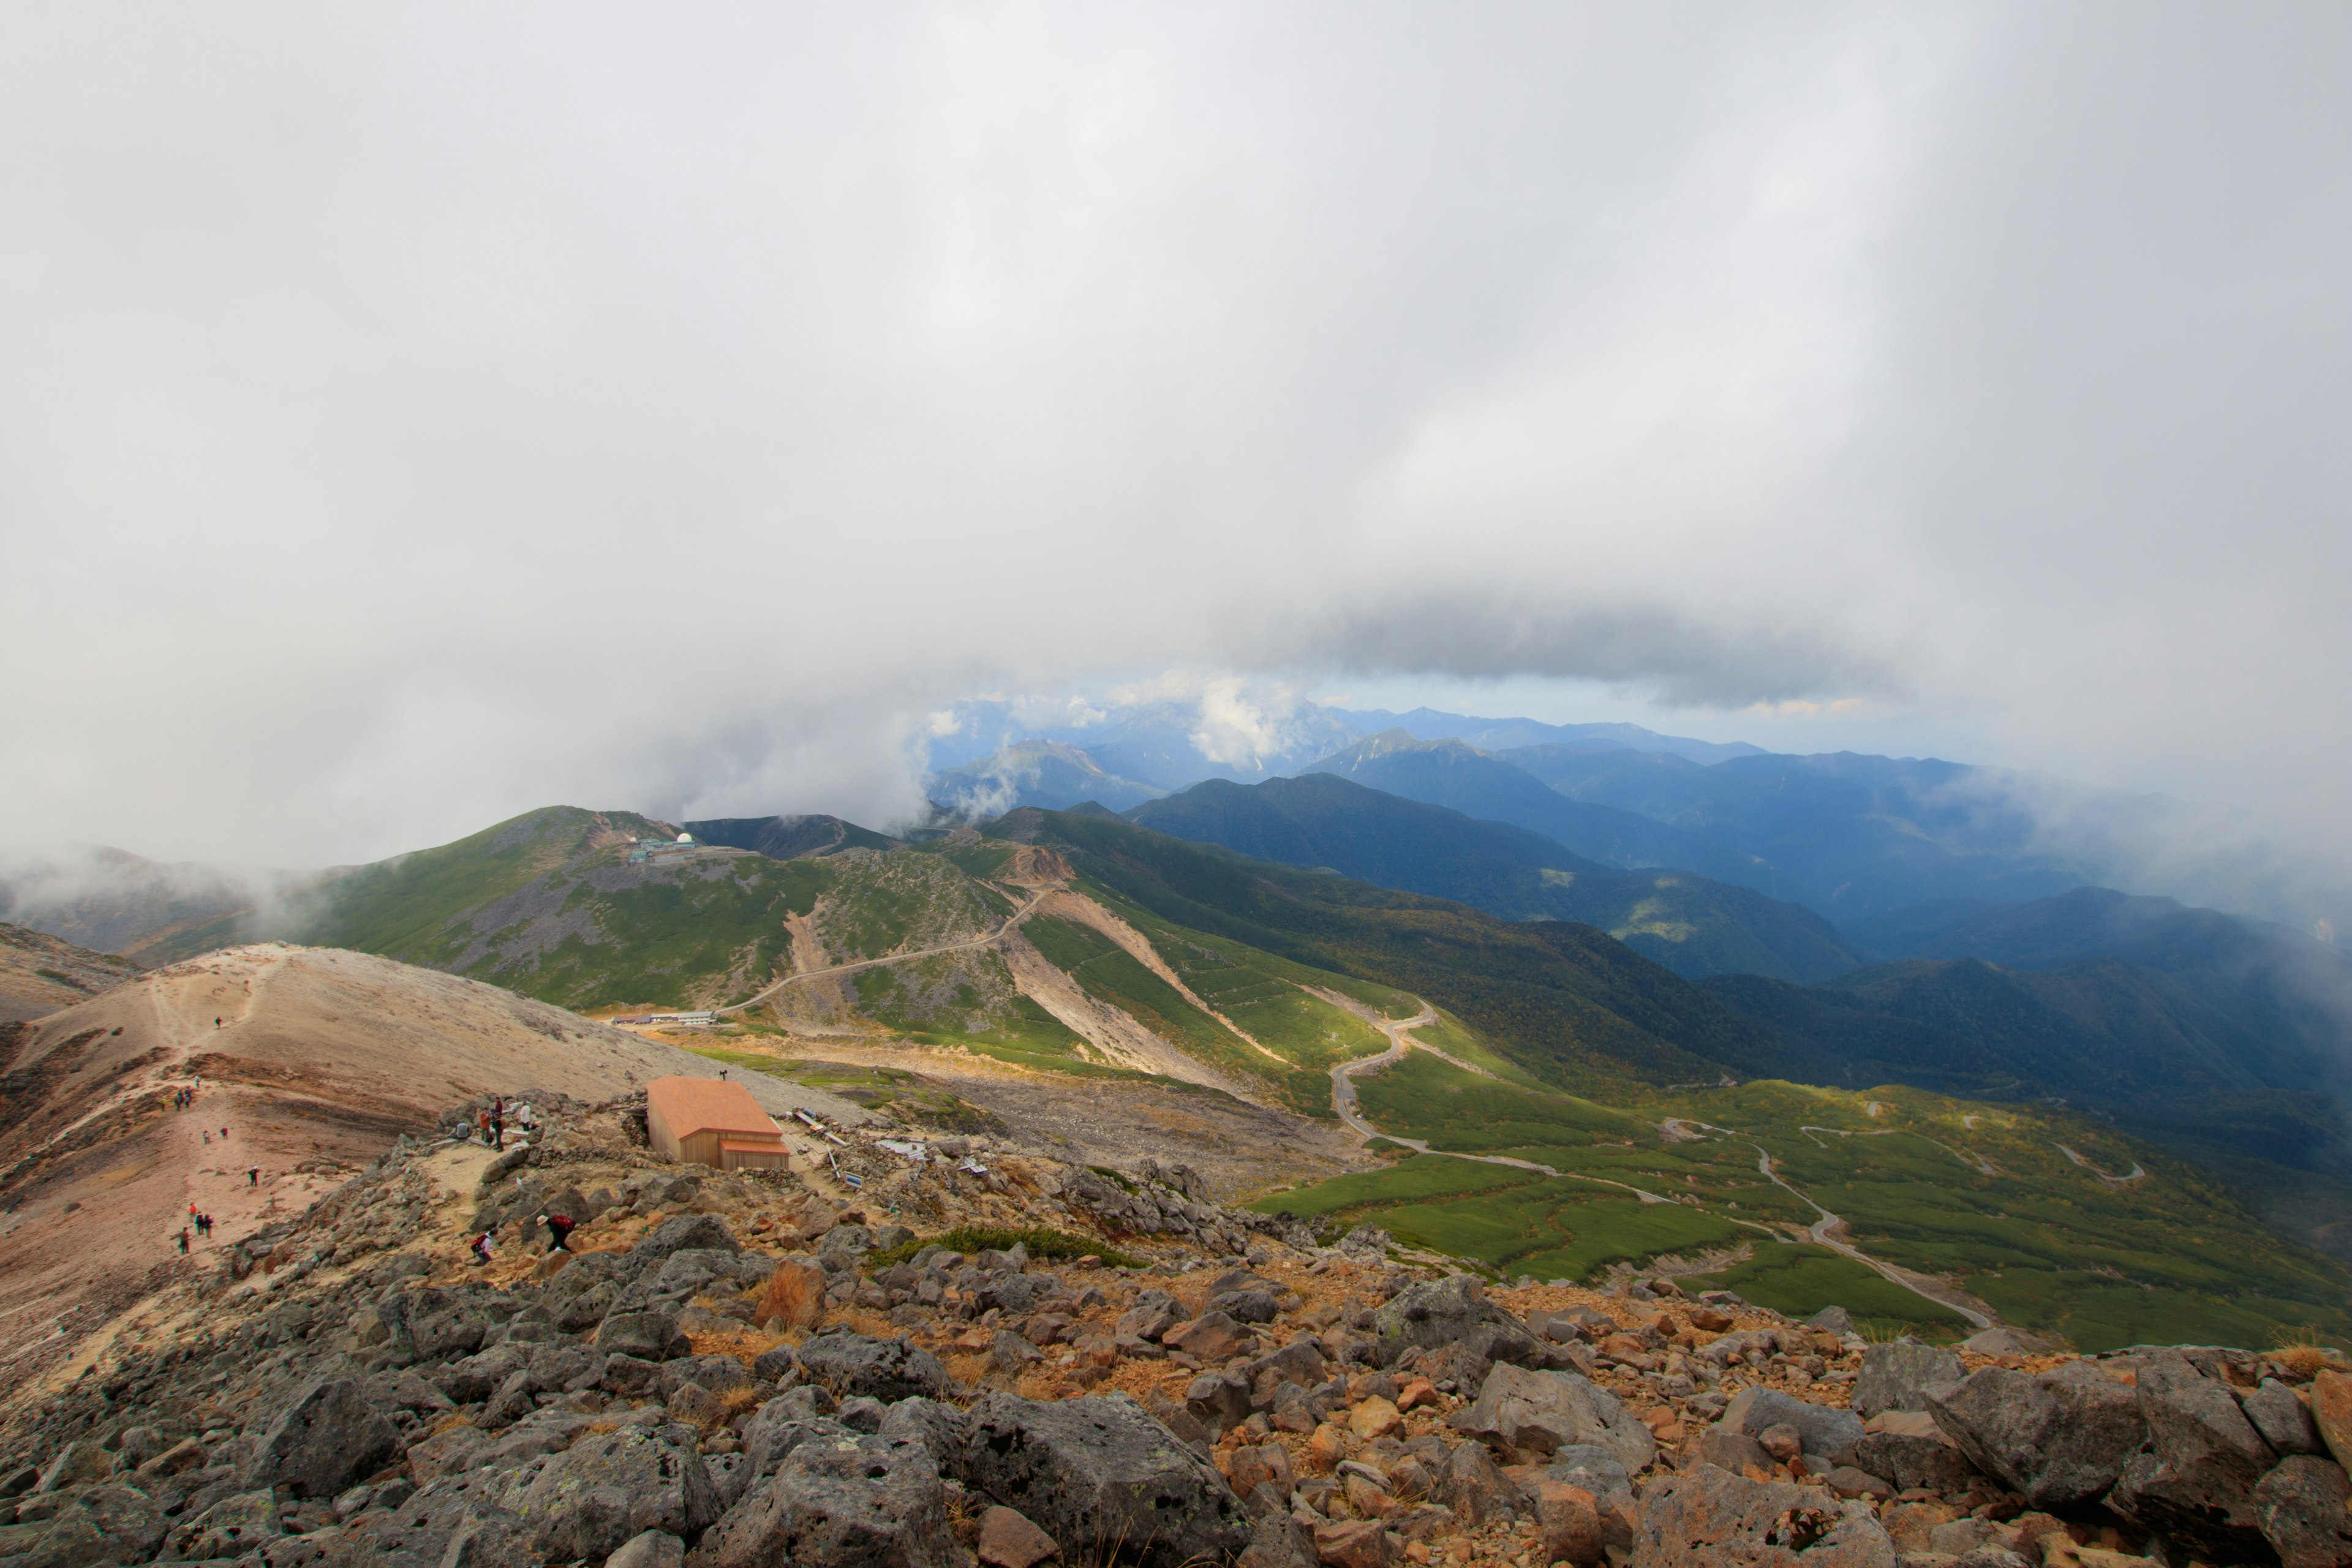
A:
995 807 1782 1089
279 806 834 1011
1259 1049 2352 1349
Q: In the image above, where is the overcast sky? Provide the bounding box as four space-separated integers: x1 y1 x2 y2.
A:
2 4 2347 870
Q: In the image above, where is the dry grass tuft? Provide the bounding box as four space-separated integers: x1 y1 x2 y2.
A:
2268 1325 2345 1376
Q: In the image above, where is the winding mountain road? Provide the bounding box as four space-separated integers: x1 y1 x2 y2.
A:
1329 1005 1681 1206
717 888 1052 1016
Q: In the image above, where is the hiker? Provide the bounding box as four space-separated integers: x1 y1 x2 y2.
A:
202 1131 209 1145
220 1127 228 1140
491 1115 503 1151
247 1167 258 1186
538 1212 575 1253
469 1231 494 1265
199 1213 213 1236
176 1229 188 1254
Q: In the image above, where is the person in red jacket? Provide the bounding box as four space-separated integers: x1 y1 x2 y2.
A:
539 1212 575 1253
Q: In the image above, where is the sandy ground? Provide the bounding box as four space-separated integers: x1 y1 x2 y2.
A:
719 1036 1371 1202
0 923 138 1024
0 943 873 1382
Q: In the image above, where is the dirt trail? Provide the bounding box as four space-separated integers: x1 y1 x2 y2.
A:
720 889 1054 1015
0 944 869 1385
1326 1003 1682 1209
1656 1117 1998 1327
2055 1142 2147 1183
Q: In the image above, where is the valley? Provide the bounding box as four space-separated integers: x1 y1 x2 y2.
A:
6 745 2350 1378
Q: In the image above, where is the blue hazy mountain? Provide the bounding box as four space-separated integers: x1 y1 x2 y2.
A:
1303 731 1782 888
1126 773 1868 984
1330 706 1765 764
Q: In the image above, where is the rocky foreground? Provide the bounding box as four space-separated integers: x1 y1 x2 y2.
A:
1 1093 2346 1568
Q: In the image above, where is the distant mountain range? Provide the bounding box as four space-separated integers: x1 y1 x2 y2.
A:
1126 773 1866 985
930 693 2352 944
1329 707 1766 764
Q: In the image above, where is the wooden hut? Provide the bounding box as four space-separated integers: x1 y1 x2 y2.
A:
644 1076 790 1171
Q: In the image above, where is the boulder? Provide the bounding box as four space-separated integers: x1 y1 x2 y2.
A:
796 1330 952 1403
2311 1370 2352 1471
1186 1370 1254 1436
2106 1350 2277 1565
1373 1275 1553 1383
1443 1437 1528 1525
2255 1454 2352 1568
33 1442 110 1493
1627 1463 1897 1568
599 1311 690 1362
1454 1362 1657 1472
481 1370 537 1428
528 1342 605 1394
1850 1414 1981 1493
696 1428 951 1568
976 1504 1060 1568
1238 1513 1319 1568
407 1425 494 1483
355 1469 532 1568
1926 1363 2146 1508
878 1398 974 1477
632 1212 742 1264
1209 1290 1281 1325
662 1353 757 1400
738 1404 850 1483
259 1377 406 1499
607 1528 687 1568
1311 1518 1395 1568
1164 1311 1251 1363
1805 1307 1857 1336
1852 1341 1963 1420
1116 1294 1183 1343
13 1483 166 1567
2245 1378 2325 1457
959 1392 1251 1568
497 1425 717 1562
1535 1479 1607 1566
1721 1387 1864 1465
161 1490 284 1562
602 1353 664 1398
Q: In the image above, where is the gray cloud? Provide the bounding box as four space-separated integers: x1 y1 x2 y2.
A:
1270 590 1898 709
0 4 2345 875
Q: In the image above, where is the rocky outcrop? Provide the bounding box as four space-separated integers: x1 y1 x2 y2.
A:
2106 1349 2278 1563
257 1378 404 1499
960 1392 1252 1568
1926 1362 2146 1507
1453 1363 1658 1473
1627 1463 1897 1568
1851 1340 1962 1420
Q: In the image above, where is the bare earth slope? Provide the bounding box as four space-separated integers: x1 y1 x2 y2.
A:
0 943 867 1382
0 922 139 1023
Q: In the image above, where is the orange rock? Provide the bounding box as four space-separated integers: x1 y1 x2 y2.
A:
1313 1518 1396 1568
1687 1306 1733 1333
1344 1473 1398 1518
1351 1396 1404 1440
977 1504 1060 1568
1533 1481 1604 1566
2312 1370 2352 1471
1307 1422 1349 1474
1396 1378 1441 1412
